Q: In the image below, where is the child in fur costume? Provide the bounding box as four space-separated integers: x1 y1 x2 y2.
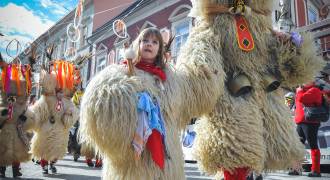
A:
79 2 322 179
80 27 201 179
30 62 79 175
0 63 35 178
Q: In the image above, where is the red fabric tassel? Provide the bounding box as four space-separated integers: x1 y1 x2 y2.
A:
224 167 249 180
311 149 321 173
146 129 165 170
8 103 13 120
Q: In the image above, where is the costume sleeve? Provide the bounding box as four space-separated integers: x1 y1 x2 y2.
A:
22 107 37 131
63 104 79 129
175 25 226 128
272 33 324 88
79 64 144 161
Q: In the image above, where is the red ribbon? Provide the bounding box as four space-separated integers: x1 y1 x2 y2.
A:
8 103 13 120
123 60 166 81
56 100 62 111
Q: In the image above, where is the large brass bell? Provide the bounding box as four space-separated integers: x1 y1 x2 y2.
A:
262 74 280 92
227 73 252 97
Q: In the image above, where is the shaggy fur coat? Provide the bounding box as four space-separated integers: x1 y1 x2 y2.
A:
0 81 35 166
79 0 323 179
30 71 79 161
185 0 323 175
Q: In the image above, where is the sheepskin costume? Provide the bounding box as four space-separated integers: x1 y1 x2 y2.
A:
0 78 35 177
185 0 324 176
30 70 79 163
79 1 323 180
80 31 227 179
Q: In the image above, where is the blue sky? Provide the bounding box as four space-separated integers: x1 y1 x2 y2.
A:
0 0 78 61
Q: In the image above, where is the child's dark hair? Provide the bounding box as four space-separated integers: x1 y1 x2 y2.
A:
134 27 166 69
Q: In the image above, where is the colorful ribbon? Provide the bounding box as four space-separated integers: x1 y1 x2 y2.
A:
8 102 13 120
234 15 255 52
50 60 77 91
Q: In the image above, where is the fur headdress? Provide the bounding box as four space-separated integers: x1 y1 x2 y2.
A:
189 0 277 18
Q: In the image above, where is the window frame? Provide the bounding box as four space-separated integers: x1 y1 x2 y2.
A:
114 36 130 64
171 17 192 61
307 3 319 25
95 43 108 73
169 5 192 63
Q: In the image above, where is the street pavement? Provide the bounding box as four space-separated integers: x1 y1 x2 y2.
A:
1 154 330 180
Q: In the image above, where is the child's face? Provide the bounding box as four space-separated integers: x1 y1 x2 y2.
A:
139 35 160 62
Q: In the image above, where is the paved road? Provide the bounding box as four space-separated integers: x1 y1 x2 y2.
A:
1 155 330 180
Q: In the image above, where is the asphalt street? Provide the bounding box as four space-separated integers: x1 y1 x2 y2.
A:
1 155 330 180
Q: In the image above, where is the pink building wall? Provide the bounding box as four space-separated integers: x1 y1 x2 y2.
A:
93 0 135 32
98 0 191 51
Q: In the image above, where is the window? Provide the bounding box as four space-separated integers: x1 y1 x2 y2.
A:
53 43 59 59
173 21 190 58
108 50 115 65
114 36 130 64
96 56 106 72
60 38 66 57
116 47 126 64
95 43 108 73
78 62 88 88
169 4 192 62
308 5 318 24
80 25 88 48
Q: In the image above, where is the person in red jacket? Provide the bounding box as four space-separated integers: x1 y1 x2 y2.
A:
294 83 323 177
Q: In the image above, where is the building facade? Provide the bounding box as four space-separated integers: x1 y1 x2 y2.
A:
88 0 192 80
274 0 330 60
88 0 330 83
20 0 94 95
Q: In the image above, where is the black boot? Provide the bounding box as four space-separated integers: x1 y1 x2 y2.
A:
49 162 57 174
73 152 80 162
288 169 300 175
308 171 321 177
0 166 6 178
246 173 253 180
42 165 48 175
255 174 263 180
12 165 22 178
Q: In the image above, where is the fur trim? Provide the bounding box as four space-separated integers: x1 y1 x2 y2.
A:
0 95 32 165
30 95 78 161
79 57 224 179
180 3 308 175
189 0 274 19
274 33 324 87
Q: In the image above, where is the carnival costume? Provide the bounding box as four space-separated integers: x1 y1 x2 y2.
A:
79 1 322 179
30 61 79 174
186 1 322 179
0 62 35 178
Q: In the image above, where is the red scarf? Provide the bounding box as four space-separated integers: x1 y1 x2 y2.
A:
123 60 166 81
